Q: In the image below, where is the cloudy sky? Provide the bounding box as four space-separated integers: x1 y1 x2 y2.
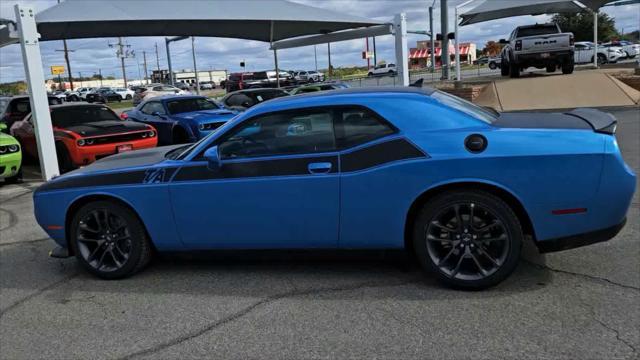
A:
0 0 638 83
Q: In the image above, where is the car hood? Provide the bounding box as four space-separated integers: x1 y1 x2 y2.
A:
65 120 150 137
36 144 187 192
172 109 236 123
0 132 18 145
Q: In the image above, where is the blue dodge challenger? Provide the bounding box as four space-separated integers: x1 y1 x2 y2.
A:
125 95 237 145
35 87 635 289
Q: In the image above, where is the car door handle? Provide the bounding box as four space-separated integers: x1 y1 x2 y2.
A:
307 162 332 174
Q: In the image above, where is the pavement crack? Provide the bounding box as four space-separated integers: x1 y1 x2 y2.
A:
0 272 78 318
0 189 33 204
118 278 420 360
0 237 51 248
523 260 640 291
582 300 638 357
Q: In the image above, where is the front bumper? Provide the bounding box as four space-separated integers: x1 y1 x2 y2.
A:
537 217 626 253
0 152 22 179
68 137 158 165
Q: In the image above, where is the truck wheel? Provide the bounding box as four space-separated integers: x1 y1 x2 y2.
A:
546 65 556 73
561 59 574 74
500 60 509 76
509 62 520 78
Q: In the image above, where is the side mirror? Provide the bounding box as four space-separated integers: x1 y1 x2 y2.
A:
151 111 166 119
204 146 221 170
499 39 507 44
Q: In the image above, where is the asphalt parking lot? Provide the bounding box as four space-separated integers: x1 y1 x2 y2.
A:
0 107 638 359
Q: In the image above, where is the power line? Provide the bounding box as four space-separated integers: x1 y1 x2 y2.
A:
108 37 135 87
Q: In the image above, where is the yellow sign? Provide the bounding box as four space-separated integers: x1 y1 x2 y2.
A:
50 66 65 75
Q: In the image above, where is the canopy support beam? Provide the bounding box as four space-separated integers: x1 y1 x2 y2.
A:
270 20 280 88
394 13 409 86
593 10 598 68
14 4 59 180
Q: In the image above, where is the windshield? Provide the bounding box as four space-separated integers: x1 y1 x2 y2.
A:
51 106 120 128
431 91 497 123
166 98 219 114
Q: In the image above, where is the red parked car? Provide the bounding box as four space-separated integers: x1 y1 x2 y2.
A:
10 103 158 173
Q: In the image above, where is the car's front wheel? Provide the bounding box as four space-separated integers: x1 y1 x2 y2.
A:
70 200 153 279
412 190 523 290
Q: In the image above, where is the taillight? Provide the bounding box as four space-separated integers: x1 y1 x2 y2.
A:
515 40 522 51
569 35 574 46
120 112 128 120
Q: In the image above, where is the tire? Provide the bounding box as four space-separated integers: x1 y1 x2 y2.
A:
368 72 373 77
69 200 153 279
412 190 523 290
172 126 190 144
55 142 75 174
562 59 574 74
593 53 607 65
500 60 509 76
509 62 520 78
489 62 497 70
125 94 132 100
546 64 556 73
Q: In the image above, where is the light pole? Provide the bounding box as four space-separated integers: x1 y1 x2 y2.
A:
455 0 476 81
192 36 200 95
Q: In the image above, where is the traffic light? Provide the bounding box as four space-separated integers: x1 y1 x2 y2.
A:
240 61 245 68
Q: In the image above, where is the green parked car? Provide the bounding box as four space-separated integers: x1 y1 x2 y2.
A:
0 123 22 184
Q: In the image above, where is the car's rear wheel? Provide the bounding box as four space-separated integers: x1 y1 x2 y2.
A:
546 64 556 73
489 62 497 70
70 201 152 279
125 94 132 100
412 190 523 290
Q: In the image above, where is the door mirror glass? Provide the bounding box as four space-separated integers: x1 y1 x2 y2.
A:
204 146 221 170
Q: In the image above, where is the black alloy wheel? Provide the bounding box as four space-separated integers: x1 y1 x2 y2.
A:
413 191 522 289
71 201 152 279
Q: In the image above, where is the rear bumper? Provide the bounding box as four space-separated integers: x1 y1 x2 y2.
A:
537 217 626 253
515 50 573 64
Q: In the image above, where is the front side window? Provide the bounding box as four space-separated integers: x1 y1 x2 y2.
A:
218 109 335 159
141 102 165 115
226 94 253 107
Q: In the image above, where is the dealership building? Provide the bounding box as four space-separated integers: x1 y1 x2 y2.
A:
409 40 477 69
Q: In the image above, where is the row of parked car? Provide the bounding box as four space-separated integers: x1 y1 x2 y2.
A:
0 80 350 182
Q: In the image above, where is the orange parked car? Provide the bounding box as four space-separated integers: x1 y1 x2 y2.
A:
11 103 157 173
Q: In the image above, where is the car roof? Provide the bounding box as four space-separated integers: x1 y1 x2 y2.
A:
49 103 110 110
266 86 435 105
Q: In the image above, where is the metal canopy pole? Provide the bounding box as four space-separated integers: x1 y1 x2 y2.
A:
165 38 174 85
14 5 59 180
441 0 450 80
192 36 200 94
394 13 409 86
593 10 599 68
429 6 435 72
270 20 280 88
455 0 475 81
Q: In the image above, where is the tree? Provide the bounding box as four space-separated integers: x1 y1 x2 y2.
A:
482 41 502 56
551 11 619 42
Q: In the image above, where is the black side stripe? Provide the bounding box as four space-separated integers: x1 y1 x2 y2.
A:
340 138 426 172
36 167 179 192
173 156 338 182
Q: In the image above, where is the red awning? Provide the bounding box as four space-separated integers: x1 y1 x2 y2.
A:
409 48 429 59
410 44 470 59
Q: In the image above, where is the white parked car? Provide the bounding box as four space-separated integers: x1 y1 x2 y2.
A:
602 41 640 59
574 41 625 64
114 87 135 100
307 71 324 82
76 87 96 100
367 63 397 76
132 84 186 105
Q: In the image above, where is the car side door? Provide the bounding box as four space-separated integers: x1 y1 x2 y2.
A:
169 107 341 249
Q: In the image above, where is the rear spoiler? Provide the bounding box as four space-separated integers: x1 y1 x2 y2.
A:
565 108 617 135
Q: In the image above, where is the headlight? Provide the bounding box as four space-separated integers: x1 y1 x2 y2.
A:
0 146 6 154
148 130 155 137
85 139 94 145
8 144 19 152
77 139 85 146
199 122 220 131
0 144 20 154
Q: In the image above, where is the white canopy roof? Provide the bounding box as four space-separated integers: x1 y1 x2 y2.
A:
460 0 615 26
0 0 382 44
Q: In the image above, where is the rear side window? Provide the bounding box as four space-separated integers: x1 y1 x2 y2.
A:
336 107 396 149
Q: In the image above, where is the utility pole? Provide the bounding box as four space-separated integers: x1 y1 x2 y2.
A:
314 45 318 72
154 42 160 83
429 6 435 73
98 68 103 87
55 0 74 90
327 42 332 79
373 36 377 66
143 50 149 84
192 36 200 94
109 37 135 88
